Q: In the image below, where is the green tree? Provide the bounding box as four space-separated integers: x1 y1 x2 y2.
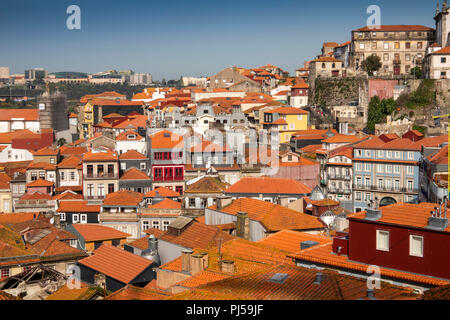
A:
410 67 422 79
367 97 396 133
361 55 382 76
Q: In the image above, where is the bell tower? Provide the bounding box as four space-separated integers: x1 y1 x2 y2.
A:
435 1 450 46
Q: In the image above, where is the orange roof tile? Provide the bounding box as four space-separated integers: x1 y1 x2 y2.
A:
0 109 39 121
20 192 52 201
433 46 450 55
116 130 143 141
53 191 84 201
147 198 181 210
265 107 309 115
210 198 324 232
72 224 130 241
225 177 312 195
106 285 171 300
350 202 450 233
26 179 54 187
83 149 118 162
185 177 229 194
78 244 152 284
57 156 82 169
120 168 150 180
102 190 144 207
145 187 180 198
119 149 147 160
57 201 100 213
427 146 448 165
150 130 184 149
258 230 332 253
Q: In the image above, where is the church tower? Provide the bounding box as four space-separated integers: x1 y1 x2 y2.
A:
435 1 450 47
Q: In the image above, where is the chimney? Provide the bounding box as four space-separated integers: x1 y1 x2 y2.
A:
277 196 289 207
313 272 324 285
181 249 193 273
199 252 209 269
220 260 235 274
148 234 158 252
190 253 205 275
236 211 249 240
216 196 233 210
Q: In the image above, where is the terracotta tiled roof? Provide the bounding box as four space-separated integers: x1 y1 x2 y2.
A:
189 140 231 153
0 109 39 121
322 134 364 144
83 149 118 162
88 99 144 107
300 144 323 153
265 107 309 115
120 167 150 180
169 264 416 300
145 187 180 198
57 156 82 169
20 192 52 201
33 147 59 156
57 201 100 213
143 228 166 238
119 150 147 160
350 202 450 233
421 284 450 300
210 198 324 232
59 146 87 156
26 179 54 187
46 283 104 300
312 57 342 63
159 220 234 250
225 177 312 195
433 46 450 55
53 191 84 201
288 243 449 287
0 213 36 225
78 244 153 284
427 145 448 165
103 190 144 207
150 130 184 149
176 270 230 289
258 230 332 253
185 177 228 194
116 130 143 141
105 285 171 300
72 224 130 241
147 198 181 210
26 162 56 171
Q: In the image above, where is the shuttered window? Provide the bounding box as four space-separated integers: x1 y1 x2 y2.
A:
376 230 389 252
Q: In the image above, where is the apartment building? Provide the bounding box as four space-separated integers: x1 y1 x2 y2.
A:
351 25 435 76
82 148 119 201
352 133 447 212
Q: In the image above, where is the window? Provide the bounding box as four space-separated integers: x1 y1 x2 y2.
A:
365 150 371 157
22 265 33 273
406 54 411 61
359 43 365 50
407 180 413 191
406 42 411 49
152 220 160 229
394 165 400 174
383 42 389 50
70 239 77 248
60 213 66 221
407 166 414 175
70 172 76 181
60 172 65 181
377 150 383 158
50 158 55 164
140 163 146 170
162 221 170 231
364 163 371 172
87 184 94 197
386 151 392 159
376 230 390 252
80 214 87 223
98 184 104 197
442 57 447 64
377 164 384 173
355 192 362 201
371 42 377 50
356 150 362 157
409 235 423 257
417 42 422 49
394 151 401 159
298 115 302 120
1 268 10 278
142 221 150 231
394 42 400 49
73 214 79 223
108 184 115 194
407 152 414 160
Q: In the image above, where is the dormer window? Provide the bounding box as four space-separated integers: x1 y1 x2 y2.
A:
127 134 136 140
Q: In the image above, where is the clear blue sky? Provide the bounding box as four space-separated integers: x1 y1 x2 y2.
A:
0 0 437 80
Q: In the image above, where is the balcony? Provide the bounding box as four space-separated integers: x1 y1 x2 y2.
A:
352 184 418 194
153 176 184 182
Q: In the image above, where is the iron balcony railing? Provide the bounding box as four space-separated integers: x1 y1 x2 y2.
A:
352 184 419 193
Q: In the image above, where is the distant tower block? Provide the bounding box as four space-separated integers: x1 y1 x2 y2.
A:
37 91 69 132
